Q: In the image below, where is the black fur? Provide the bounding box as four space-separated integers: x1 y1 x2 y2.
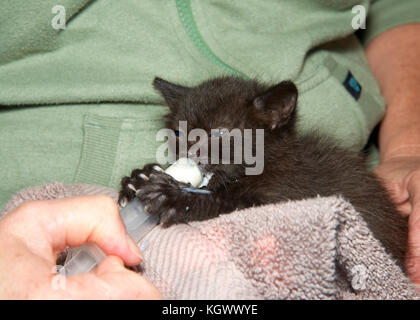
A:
120 76 408 268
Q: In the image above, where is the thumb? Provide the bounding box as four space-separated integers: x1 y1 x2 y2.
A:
94 255 128 275
93 256 162 299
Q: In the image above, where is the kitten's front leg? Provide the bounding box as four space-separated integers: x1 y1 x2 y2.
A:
134 171 238 227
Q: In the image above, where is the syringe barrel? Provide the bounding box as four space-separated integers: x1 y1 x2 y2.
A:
59 198 159 277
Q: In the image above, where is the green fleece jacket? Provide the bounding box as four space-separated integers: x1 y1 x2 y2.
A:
1 0 419 210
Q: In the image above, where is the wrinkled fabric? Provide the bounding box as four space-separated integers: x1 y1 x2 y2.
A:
2 182 418 300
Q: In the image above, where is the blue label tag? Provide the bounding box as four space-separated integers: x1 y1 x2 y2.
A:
343 71 362 101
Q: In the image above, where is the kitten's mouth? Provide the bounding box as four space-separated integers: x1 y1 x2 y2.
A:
194 164 213 188
198 162 212 176
186 157 238 185
185 156 210 171
198 163 207 172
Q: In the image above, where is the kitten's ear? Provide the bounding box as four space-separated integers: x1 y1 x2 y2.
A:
153 77 190 109
252 81 298 130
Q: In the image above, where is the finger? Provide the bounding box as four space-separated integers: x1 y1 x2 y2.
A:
92 256 162 299
6 195 143 267
29 256 159 300
407 211 420 284
396 200 412 216
406 171 420 212
94 255 126 276
373 166 409 204
405 173 420 283
381 179 409 205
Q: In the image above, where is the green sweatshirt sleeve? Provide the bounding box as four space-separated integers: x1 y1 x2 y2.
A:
360 0 420 46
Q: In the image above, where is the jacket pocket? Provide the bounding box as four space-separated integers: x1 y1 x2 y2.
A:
74 112 165 189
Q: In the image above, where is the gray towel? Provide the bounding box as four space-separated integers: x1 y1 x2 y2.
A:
1 182 419 300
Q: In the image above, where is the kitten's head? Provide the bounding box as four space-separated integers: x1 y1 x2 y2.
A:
153 76 298 182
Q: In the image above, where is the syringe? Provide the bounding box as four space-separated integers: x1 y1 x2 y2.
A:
59 157 211 277
59 198 159 277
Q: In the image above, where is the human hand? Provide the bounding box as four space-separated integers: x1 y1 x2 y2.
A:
0 195 162 299
374 154 420 285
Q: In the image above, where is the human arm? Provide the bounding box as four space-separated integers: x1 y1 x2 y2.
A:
365 23 420 283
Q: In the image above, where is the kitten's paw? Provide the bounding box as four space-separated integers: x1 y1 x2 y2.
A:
134 172 191 227
118 164 165 206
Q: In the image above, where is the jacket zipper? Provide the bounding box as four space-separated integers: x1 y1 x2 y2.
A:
175 0 248 78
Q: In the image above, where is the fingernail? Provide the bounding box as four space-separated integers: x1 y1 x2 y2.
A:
127 235 143 260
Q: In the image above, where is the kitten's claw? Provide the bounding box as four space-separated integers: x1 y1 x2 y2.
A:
119 196 128 208
119 163 166 204
152 165 164 172
132 171 192 227
120 164 200 227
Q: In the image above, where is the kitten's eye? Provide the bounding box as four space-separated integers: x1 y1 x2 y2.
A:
210 128 229 138
174 129 185 137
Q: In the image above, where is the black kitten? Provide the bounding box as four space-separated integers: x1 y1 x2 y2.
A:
120 76 408 267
